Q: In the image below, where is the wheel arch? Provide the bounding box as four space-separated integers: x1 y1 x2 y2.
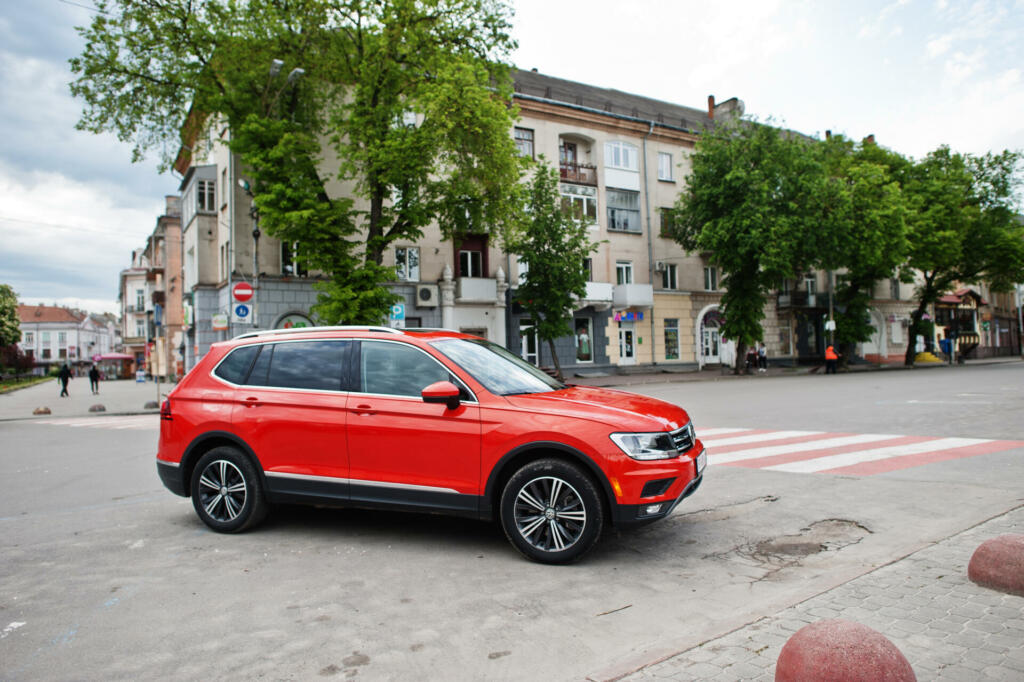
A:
180 431 266 498
483 442 616 524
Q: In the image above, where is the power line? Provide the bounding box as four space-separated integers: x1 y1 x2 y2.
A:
57 0 108 14
0 214 146 238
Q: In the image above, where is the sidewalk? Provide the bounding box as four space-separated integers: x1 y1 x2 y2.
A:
569 356 1024 389
0 377 172 421
619 505 1024 681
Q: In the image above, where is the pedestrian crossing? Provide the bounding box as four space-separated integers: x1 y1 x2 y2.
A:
698 427 1024 476
31 415 158 430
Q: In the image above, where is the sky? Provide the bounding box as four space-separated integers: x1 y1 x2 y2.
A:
0 0 1022 316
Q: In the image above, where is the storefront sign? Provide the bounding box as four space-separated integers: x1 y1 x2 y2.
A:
211 313 229 331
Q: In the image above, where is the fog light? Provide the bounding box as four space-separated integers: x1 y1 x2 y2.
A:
644 504 663 515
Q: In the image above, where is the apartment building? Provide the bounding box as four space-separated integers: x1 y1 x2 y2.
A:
117 196 184 379
16 305 118 375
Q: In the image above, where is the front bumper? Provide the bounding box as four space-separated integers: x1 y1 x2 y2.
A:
612 472 703 527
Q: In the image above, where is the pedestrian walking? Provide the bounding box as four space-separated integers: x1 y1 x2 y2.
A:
825 345 840 374
89 364 101 395
57 363 72 397
757 342 767 373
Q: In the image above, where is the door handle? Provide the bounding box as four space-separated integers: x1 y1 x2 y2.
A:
354 403 375 416
244 396 260 407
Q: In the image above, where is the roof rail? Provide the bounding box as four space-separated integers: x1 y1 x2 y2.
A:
402 327 460 333
232 325 402 341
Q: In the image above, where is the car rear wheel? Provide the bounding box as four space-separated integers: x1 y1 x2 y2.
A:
500 458 604 564
190 446 267 533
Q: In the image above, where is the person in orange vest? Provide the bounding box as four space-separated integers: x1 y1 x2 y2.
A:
825 345 840 374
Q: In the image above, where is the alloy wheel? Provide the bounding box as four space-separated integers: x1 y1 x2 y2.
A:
197 459 248 523
513 475 587 552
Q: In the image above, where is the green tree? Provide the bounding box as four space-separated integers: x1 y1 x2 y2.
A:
820 137 908 365
509 163 598 381
900 147 1024 365
70 0 524 324
0 284 20 347
670 120 830 372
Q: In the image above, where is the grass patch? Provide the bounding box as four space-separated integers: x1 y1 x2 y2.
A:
0 376 54 394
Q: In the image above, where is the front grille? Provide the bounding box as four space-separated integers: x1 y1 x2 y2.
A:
671 423 695 453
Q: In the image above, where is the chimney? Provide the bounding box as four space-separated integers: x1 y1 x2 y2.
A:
865 134 876 145
707 95 716 119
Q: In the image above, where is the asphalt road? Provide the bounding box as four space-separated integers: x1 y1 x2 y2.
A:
1 363 1022 680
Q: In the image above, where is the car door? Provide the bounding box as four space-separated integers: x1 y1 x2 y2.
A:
346 339 481 512
230 339 351 503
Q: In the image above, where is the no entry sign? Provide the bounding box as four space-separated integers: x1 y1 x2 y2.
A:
233 282 254 302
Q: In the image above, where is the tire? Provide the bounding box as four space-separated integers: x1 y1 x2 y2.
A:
190 446 268 533
499 458 604 564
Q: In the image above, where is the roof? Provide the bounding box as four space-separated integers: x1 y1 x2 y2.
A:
17 305 86 324
512 68 722 133
937 288 988 306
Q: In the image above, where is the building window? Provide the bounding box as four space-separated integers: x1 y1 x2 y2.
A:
58 332 67 347
560 185 598 225
658 152 673 181
517 258 528 285
135 319 145 338
281 242 307 277
197 179 216 212
136 289 145 310
616 260 633 285
514 127 534 159
606 189 641 233
395 246 420 282
664 318 680 360
890 278 900 300
659 208 677 237
42 348 51 359
459 250 482 278
42 332 51 346
604 141 639 171
704 266 717 291
221 168 228 208
661 263 678 290
805 275 817 295
582 257 593 282
59 348 67 359
574 317 593 363
24 331 34 345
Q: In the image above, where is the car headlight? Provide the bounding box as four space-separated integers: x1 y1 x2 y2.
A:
609 432 679 460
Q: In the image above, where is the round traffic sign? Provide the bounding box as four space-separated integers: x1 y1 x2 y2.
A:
233 282 254 302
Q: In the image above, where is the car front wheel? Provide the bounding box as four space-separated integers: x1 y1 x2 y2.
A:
190 446 267 533
500 458 604 564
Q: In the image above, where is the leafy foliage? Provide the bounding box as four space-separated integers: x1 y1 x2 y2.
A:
670 120 828 371
70 0 524 324
0 284 20 347
509 164 598 380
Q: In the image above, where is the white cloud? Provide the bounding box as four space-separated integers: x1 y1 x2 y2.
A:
944 48 986 85
926 34 953 58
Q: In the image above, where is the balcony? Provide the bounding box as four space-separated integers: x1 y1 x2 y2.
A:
559 162 597 187
578 282 613 311
457 277 498 303
613 283 654 309
777 291 824 309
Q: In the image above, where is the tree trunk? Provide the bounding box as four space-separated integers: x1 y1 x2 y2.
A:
547 338 563 383
904 304 927 366
735 341 747 375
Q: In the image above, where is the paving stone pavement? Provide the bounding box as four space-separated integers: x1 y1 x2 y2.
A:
624 507 1024 681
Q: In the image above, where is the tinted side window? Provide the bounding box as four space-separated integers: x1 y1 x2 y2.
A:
265 340 348 391
214 345 259 384
360 341 452 397
246 344 273 386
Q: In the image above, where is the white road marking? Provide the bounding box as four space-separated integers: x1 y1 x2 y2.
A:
765 437 989 473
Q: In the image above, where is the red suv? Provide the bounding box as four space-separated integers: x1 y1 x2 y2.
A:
157 327 705 563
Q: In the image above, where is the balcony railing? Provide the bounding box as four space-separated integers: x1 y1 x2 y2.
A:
559 162 597 186
613 283 654 309
457 277 498 303
777 291 823 308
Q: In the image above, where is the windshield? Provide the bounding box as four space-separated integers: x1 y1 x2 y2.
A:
430 338 566 396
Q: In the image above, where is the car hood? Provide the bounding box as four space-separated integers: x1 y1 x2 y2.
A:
502 385 690 432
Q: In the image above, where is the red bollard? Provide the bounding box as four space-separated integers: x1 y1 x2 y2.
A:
968 534 1024 597
776 619 916 682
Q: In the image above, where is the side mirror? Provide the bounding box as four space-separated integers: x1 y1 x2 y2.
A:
421 381 461 410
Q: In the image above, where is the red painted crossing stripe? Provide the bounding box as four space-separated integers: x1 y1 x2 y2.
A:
710 431 853 456
821 439 1024 475
720 435 931 470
